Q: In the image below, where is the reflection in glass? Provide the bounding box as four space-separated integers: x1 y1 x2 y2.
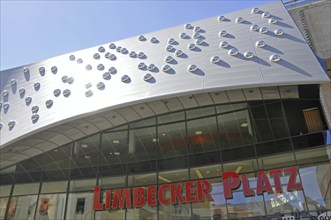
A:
101 131 128 165
66 192 94 220
300 163 331 213
127 206 157 219
258 152 296 170
0 198 9 219
158 111 185 125
41 181 68 194
128 172 156 187
187 116 219 153
158 122 187 158
264 172 306 215
227 173 266 218
190 164 222 180
10 195 37 220
217 107 253 148
96 208 125 219
42 144 72 181
159 202 191 220
186 106 215 119
223 159 257 174
193 178 226 219
128 127 156 162
99 175 126 189
0 185 11 197
295 145 331 165
158 168 189 184
35 193 66 220
71 134 100 180
69 179 96 192
12 183 39 196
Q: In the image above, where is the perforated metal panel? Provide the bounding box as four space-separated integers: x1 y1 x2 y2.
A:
0 1 330 169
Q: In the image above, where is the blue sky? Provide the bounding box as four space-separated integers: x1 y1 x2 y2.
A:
1 0 275 70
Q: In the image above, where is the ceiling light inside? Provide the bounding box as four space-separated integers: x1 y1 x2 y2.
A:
195 169 204 178
235 166 243 174
158 176 171 183
240 122 248 128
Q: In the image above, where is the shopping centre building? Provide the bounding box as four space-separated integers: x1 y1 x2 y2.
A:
0 1 330 219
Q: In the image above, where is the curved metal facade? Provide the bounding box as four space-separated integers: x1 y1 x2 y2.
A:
0 1 330 169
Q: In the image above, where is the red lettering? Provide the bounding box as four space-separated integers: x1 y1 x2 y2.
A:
185 181 196 202
256 172 274 195
223 172 240 199
197 180 212 201
270 169 283 193
284 166 302 191
171 183 185 204
105 190 111 209
112 188 131 209
147 185 157 206
93 186 104 210
242 174 255 197
133 187 146 208
158 184 170 205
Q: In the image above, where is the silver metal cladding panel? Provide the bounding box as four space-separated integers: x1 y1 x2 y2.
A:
0 1 330 148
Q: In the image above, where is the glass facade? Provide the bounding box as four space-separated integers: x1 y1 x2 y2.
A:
0 96 330 220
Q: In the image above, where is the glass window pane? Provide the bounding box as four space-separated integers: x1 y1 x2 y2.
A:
159 202 191 220
96 209 125 219
158 122 187 158
190 164 222 180
69 179 96 192
128 127 156 162
12 183 39 196
189 151 221 168
265 101 283 118
227 173 266 218
128 161 156 187
158 156 188 174
0 166 15 186
158 168 189 184
70 137 98 180
14 170 42 184
127 206 157 220
71 134 100 179
100 131 128 166
264 171 307 215
41 181 68 194
292 132 326 150
217 103 247 114
300 163 331 212
217 109 254 148
0 185 12 197
187 116 219 153
42 144 72 181
99 175 126 189
193 178 227 220
221 145 255 162
186 106 215 119
158 111 185 125
255 139 292 157
130 117 156 129
35 193 66 220
10 195 37 220
223 159 258 174
66 192 94 220
295 145 331 165
258 152 296 170
0 198 9 219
